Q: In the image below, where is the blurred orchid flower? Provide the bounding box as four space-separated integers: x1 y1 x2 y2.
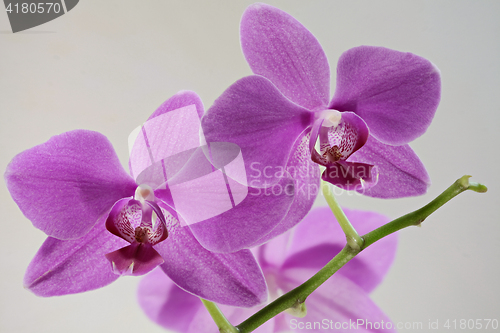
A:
138 206 398 333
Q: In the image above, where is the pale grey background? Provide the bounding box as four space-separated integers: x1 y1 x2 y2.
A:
1 1 498 332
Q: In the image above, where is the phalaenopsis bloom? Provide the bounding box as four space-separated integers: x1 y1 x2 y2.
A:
5 91 274 307
202 3 441 199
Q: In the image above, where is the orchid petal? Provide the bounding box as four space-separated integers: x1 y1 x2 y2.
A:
322 160 378 191
164 144 250 229
5 130 136 240
105 198 139 243
349 136 431 198
145 200 169 244
241 3 330 110
105 243 164 276
138 269 206 333
248 131 320 247
255 232 292 273
135 147 200 190
309 118 324 161
202 75 312 187
282 274 396 332
129 91 205 181
147 90 204 121
154 209 267 307
24 216 128 296
187 176 296 253
276 207 397 293
138 269 275 333
330 46 441 145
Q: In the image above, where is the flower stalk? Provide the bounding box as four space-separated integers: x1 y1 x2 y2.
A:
201 299 240 333
322 181 363 250
237 246 357 333
235 175 487 333
362 175 487 248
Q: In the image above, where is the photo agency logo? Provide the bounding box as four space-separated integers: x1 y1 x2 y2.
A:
4 0 79 33
128 104 249 227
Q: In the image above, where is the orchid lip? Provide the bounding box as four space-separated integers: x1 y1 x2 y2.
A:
104 185 169 276
309 111 378 190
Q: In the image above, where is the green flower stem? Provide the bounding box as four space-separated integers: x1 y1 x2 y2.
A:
236 175 486 333
322 181 363 250
237 245 357 333
362 175 487 248
200 299 239 333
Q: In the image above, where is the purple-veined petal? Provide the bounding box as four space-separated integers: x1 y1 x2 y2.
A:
24 215 128 297
255 232 292 273
271 314 292 332
248 131 320 247
321 111 369 160
135 147 201 190
5 130 136 240
129 91 205 181
330 46 441 145
138 269 275 333
269 206 397 293
138 268 206 333
322 160 378 191
147 90 204 121
187 176 296 253
309 118 324 161
105 242 164 276
241 3 330 110
162 143 250 229
153 205 267 307
349 136 431 198
202 75 312 187
281 274 396 332
105 198 139 243
145 200 169 245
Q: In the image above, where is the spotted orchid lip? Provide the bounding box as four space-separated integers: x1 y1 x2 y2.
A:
309 111 370 166
308 111 378 190
105 242 165 277
105 196 167 246
103 185 171 277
